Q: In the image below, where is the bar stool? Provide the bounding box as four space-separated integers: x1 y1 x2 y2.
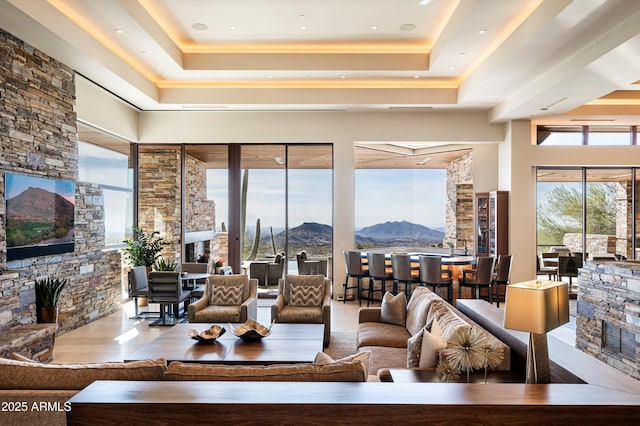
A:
366 252 392 306
418 255 453 303
390 253 420 298
459 256 495 302
342 250 368 305
492 254 512 307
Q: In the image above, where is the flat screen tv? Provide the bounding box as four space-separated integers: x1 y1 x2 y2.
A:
4 173 75 261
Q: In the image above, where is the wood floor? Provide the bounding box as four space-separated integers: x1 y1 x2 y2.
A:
53 297 362 363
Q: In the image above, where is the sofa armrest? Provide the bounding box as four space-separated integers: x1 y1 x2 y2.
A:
358 307 382 323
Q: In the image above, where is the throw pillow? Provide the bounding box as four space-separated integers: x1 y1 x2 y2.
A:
418 329 447 368
380 291 407 326
406 328 424 368
212 284 244 306
314 350 371 378
290 282 323 306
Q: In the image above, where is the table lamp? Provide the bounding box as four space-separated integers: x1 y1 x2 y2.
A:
503 280 569 384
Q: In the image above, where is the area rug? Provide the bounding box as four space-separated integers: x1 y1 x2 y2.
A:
325 331 357 359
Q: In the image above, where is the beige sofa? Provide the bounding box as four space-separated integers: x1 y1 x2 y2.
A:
0 352 366 426
357 287 511 376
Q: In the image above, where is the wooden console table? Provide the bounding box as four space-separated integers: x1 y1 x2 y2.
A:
67 381 640 425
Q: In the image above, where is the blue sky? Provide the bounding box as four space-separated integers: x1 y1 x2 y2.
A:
208 167 446 231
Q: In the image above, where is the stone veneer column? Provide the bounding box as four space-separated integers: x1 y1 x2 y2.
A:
138 145 182 264
446 152 474 250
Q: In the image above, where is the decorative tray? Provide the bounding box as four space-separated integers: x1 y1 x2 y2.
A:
189 324 226 343
229 318 274 341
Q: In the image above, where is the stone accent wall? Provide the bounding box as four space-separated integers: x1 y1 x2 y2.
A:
563 233 617 257
0 28 121 335
446 152 474 251
576 261 640 380
185 155 215 234
138 145 182 265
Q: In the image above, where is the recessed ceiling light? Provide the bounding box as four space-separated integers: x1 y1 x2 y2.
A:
192 23 208 31
371 25 379 30
156 65 163 70
417 157 432 165
460 52 466 56
478 29 487 34
450 66 456 70
268 75 273 79
400 23 416 31
340 75 347 79
140 50 147 54
274 157 285 165
229 25 237 30
114 29 123 34
413 75 420 79
299 14 305 19
419 0 432 5
300 25 308 30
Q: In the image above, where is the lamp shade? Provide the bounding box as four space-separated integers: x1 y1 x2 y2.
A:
503 280 569 334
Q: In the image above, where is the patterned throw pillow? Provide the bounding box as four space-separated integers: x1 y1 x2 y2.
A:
290 282 323 306
406 328 424 368
212 284 244 306
314 350 371 378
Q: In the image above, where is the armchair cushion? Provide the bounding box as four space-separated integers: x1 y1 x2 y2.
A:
290 281 323 307
212 283 244 306
380 292 406 326
281 274 325 305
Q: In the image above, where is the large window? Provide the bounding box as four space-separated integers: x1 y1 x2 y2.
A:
355 165 447 249
537 125 637 145
78 141 133 246
537 168 638 259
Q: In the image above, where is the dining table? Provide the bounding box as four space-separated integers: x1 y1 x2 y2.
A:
180 272 210 290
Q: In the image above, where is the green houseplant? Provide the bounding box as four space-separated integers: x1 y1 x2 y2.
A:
154 257 177 271
35 277 67 323
122 227 166 267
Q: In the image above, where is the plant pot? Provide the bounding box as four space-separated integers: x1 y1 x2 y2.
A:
38 306 58 323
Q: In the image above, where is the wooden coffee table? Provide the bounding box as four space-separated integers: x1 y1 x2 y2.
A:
125 323 324 365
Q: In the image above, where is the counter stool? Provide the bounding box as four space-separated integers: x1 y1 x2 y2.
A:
342 250 368 305
418 255 453 303
391 253 420 298
366 252 392 306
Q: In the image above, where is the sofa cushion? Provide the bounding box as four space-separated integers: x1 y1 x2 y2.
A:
405 287 441 336
357 322 410 349
289 281 323 307
380 292 406 326
428 300 471 339
164 360 365 382
0 358 166 390
277 305 323 323
314 350 371 378
418 329 447 368
359 345 407 376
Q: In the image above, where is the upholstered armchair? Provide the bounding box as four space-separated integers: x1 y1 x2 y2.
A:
188 274 258 323
271 274 331 346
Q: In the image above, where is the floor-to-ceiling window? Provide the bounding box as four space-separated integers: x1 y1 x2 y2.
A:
185 143 333 275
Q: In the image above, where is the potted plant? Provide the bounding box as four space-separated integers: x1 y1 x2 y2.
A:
122 227 166 268
154 257 177 271
35 277 67 323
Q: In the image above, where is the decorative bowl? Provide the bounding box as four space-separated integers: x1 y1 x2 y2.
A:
189 324 226 343
229 318 273 341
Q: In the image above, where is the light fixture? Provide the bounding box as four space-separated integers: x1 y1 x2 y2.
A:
300 25 308 30
192 23 208 31
274 157 285 165
400 24 416 31
114 29 123 34
503 280 569 384
478 29 487 34
540 97 568 111
371 25 379 30
417 157 432 165
419 0 431 5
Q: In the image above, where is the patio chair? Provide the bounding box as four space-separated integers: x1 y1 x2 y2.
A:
147 271 192 326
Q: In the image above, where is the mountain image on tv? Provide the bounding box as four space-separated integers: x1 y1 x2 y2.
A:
5 178 75 248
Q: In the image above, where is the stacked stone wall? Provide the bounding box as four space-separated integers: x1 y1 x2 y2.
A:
577 261 640 380
446 152 474 250
0 28 120 335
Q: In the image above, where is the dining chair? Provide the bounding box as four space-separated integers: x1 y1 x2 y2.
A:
418 255 453 303
390 253 420 298
127 266 159 319
491 254 512 308
147 271 192 326
342 250 368 305
365 252 391 306
558 255 579 293
537 254 558 280
458 256 495 302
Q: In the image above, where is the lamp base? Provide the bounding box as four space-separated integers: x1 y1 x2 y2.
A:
526 332 550 384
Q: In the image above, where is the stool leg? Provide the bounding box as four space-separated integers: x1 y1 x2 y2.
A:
342 274 350 303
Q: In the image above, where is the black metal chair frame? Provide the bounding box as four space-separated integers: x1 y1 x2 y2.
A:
127 266 160 319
